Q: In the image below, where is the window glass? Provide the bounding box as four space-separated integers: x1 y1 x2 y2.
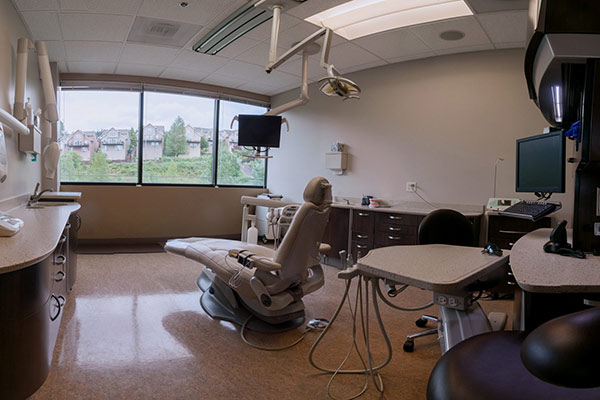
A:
142 92 215 184
217 101 267 186
59 90 140 183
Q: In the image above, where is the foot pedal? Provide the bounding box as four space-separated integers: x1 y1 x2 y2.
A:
488 312 507 331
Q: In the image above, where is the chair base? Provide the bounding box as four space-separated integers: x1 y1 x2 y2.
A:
196 272 304 333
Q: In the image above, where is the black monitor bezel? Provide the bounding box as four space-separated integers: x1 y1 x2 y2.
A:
237 115 282 148
515 131 566 194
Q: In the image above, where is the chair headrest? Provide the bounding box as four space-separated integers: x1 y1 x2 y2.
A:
303 177 332 206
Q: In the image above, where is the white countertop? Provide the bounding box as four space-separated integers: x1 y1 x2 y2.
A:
357 244 509 293
332 200 484 217
511 229 600 293
0 203 80 274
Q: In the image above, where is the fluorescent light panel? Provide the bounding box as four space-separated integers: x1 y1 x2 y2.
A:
306 0 473 40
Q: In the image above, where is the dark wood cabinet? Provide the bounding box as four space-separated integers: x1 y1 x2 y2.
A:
487 215 551 250
321 207 350 262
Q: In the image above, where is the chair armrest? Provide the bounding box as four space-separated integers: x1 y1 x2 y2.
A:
319 243 332 253
251 257 282 272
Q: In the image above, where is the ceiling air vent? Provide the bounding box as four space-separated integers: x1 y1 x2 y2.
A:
128 16 201 47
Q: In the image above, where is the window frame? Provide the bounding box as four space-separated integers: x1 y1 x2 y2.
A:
58 85 269 188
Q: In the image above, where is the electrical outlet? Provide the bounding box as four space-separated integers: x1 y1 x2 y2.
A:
406 182 417 192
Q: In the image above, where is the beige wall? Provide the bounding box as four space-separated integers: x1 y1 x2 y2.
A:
268 49 575 224
0 1 48 206
61 185 266 239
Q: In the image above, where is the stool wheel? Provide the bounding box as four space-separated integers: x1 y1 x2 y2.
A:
403 340 414 352
415 318 428 328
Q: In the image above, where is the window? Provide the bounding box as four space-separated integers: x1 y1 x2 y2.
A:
59 86 268 187
217 101 267 186
142 92 214 184
59 90 139 183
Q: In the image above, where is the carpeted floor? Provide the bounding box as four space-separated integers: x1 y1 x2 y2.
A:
31 252 513 400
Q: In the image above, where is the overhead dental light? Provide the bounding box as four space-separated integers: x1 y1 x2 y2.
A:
319 65 361 100
306 0 473 40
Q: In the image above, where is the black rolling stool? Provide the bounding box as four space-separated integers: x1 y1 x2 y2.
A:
403 209 475 352
427 306 600 399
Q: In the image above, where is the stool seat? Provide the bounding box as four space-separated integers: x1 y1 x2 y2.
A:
427 331 600 400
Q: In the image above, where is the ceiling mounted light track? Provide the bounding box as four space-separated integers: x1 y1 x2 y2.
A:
193 0 305 56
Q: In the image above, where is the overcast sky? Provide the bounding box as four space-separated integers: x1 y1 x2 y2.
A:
60 90 266 133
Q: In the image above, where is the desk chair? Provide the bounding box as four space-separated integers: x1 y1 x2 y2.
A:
427 306 600 399
403 209 475 352
165 177 332 331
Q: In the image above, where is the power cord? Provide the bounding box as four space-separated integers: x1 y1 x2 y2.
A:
240 314 329 351
413 189 437 209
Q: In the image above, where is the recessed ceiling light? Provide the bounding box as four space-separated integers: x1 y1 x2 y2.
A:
306 0 473 40
179 2 189 8
439 30 465 41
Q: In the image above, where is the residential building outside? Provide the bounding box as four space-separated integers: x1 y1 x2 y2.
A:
98 128 130 161
63 130 99 161
143 123 164 160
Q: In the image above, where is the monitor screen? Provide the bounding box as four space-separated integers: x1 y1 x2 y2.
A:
237 115 282 148
516 131 565 193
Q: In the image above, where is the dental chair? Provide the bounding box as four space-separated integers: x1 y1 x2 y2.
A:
165 177 332 332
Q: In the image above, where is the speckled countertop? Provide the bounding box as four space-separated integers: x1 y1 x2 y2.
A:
511 228 600 293
357 244 510 293
0 203 80 274
332 200 484 217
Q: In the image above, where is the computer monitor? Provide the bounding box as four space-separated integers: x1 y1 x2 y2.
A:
516 131 565 193
237 115 282 148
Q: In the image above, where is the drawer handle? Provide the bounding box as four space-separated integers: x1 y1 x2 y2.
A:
388 215 402 220
356 234 368 239
356 244 367 249
58 295 66 307
358 212 369 217
50 295 61 321
54 270 66 282
509 242 514 247
59 235 67 244
388 235 401 240
54 255 66 265
498 230 528 235
388 226 402 232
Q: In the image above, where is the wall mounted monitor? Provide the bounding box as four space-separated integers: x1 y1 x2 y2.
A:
237 115 282 148
516 131 565 193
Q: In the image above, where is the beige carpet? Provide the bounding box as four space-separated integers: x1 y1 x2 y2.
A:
31 252 513 400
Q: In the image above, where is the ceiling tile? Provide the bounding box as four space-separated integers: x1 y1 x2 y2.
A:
65 41 123 62
410 16 491 51
59 13 134 41
137 0 237 26
13 0 59 11
234 42 292 67
387 51 436 64
57 60 68 72
244 14 302 42
21 11 63 40
477 11 527 44
237 81 278 96
465 0 528 14
255 70 299 88
43 40 66 61
353 29 432 60
286 0 349 20
115 63 164 76
276 21 332 50
435 43 494 56
120 43 181 66
68 61 116 74
215 60 268 81
201 73 247 88
328 42 381 70
58 0 142 15
169 50 228 74
277 55 324 79
494 41 526 49
214 36 261 59
159 67 207 82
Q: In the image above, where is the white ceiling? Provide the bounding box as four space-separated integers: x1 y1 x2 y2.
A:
10 0 529 97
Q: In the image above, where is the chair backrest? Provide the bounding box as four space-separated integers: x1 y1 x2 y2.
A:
273 177 332 281
418 209 474 246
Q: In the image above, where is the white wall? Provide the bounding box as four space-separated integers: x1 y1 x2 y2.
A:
0 1 47 207
268 49 575 224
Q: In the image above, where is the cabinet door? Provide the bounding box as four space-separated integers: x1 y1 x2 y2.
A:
352 210 375 234
321 207 349 259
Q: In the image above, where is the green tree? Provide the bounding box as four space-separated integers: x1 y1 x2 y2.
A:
164 116 187 157
90 151 109 181
217 140 243 183
127 128 137 162
200 136 209 154
60 151 83 180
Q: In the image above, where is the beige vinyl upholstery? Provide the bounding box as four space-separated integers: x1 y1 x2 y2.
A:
165 177 332 322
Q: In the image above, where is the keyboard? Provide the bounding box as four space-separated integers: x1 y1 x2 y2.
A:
499 201 557 221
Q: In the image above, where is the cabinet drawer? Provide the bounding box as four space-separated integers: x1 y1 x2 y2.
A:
374 232 416 247
376 212 420 227
352 231 373 243
376 223 417 236
488 216 550 239
488 237 517 250
352 210 375 233
351 241 372 260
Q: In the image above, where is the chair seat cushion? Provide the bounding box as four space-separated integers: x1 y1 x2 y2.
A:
427 331 600 400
